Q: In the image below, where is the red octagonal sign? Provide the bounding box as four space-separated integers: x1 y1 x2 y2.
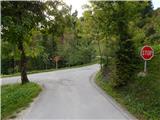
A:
140 45 154 60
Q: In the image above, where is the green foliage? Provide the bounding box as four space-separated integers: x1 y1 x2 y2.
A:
57 37 96 66
2 0 159 87
1 1 47 83
90 1 157 87
1 1 45 44
1 83 42 119
91 1 142 87
1 1 73 75
86 4 160 118
56 10 96 66
96 51 160 119
1 1 97 76
114 2 138 87
143 8 160 44
25 30 44 58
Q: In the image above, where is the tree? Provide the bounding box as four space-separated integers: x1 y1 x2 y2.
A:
113 2 137 86
90 1 116 71
1 1 45 84
90 1 153 87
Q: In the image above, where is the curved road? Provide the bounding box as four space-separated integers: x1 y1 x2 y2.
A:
2 64 136 119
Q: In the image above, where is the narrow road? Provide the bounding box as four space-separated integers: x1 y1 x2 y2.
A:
2 64 136 119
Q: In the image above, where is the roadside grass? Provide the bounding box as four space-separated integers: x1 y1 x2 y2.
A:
1 82 42 120
1 61 97 78
95 51 160 119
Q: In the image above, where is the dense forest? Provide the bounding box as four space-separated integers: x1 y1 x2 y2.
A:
1 1 97 82
2 1 159 83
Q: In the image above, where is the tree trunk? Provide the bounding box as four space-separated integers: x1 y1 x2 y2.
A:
19 41 29 84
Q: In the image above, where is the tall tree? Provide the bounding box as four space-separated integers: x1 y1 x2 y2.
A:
90 1 153 87
1 1 45 84
114 2 137 86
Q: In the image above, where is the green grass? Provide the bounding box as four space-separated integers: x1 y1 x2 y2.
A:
1 82 42 119
1 61 97 78
96 52 160 120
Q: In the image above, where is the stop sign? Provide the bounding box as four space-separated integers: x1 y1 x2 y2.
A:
140 45 154 60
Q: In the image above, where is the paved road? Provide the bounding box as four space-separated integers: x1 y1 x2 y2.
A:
2 64 136 119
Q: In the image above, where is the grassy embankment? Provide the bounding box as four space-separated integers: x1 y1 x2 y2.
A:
1 82 42 120
96 45 160 120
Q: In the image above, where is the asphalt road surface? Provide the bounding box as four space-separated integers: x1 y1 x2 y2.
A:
2 64 136 119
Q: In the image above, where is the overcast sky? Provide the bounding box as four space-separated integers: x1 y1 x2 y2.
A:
64 0 160 17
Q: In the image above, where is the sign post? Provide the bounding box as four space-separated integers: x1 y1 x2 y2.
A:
144 60 147 73
140 45 154 73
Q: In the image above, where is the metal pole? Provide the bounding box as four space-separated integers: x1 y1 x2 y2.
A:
144 60 147 73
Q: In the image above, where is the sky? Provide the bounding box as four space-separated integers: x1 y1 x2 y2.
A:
64 0 160 17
